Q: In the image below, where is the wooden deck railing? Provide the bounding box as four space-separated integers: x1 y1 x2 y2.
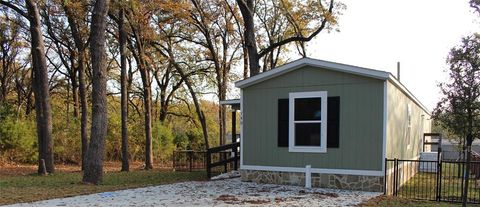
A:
206 142 240 178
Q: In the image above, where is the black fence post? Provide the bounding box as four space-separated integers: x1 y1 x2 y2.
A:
384 158 388 195
394 158 398 196
189 151 193 172
436 152 442 201
172 151 176 171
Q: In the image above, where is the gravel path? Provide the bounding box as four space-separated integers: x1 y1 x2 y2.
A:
5 178 380 207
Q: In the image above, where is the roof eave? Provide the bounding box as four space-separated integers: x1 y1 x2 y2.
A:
234 57 431 115
235 58 390 88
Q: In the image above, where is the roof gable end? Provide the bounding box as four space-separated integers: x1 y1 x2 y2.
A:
235 58 390 88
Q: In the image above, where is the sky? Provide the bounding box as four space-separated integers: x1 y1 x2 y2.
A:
307 0 478 111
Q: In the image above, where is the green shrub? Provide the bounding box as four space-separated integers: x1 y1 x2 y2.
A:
153 122 175 164
0 115 37 163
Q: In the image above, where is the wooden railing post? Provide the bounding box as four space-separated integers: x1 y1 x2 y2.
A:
206 149 212 179
233 148 238 170
205 142 241 179
223 152 227 173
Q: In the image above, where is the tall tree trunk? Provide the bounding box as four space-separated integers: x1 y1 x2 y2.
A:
78 52 88 171
130 23 153 170
218 76 227 146
83 0 109 184
25 0 54 174
139 65 153 170
462 134 473 206
71 72 79 118
159 87 167 123
119 7 129 172
243 46 248 79
63 3 88 171
462 110 475 207
236 0 260 76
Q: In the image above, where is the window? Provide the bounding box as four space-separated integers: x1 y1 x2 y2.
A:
289 91 327 153
277 96 340 148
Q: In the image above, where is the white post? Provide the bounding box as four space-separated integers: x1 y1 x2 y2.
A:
305 165 311 188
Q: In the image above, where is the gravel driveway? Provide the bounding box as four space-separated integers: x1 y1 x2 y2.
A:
5 178 380 207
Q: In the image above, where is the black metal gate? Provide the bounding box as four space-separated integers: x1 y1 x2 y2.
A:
385 158 480 204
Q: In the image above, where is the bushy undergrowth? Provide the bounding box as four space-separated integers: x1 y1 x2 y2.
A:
0 98 227 165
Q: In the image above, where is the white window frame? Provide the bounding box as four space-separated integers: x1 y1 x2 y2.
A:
288 91 327 153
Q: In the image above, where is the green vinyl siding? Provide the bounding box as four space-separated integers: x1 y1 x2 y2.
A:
386 81 432 160
242 66 384 171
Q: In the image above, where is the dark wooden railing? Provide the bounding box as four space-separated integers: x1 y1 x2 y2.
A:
206 142 240 178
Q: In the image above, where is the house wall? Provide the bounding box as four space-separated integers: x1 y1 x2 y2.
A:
386 80 432 160
241 66 385 171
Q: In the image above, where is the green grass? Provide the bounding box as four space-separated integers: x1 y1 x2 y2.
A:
397 163 480 202
0 170 206 205
360 196 474 207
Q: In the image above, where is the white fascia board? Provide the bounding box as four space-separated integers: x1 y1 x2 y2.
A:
235 58 390 88
219 99 240 105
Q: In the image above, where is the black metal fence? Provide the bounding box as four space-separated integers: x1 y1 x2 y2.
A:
172 150 207 171
386 158 480 204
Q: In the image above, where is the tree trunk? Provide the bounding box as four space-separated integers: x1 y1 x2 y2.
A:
236 0 260 76
140 65 153 170
119 7 129 172
71 71 79 118
63 3 89 171
219 76 227 146
462 134 473 206
25 0 55 174
129 22 153 170
78 51 88 171
158 83 168 123
170 60 209 149
82 0 109 184
243 45 248 79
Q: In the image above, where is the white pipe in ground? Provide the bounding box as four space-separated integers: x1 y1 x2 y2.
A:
305 165 311 188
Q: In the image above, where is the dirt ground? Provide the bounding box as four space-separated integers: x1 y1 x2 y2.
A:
0 161 171 176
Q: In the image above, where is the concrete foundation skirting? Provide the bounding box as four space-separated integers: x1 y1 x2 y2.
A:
240 169 384 192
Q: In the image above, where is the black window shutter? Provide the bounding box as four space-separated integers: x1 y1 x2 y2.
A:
277 99 289 147
327 97 340 148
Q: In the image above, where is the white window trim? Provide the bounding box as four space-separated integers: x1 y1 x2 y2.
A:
289 91 327 153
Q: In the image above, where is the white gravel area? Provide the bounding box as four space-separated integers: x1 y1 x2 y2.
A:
5 178 381 207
